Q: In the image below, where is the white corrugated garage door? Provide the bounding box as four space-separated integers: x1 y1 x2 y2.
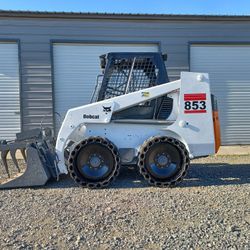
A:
190 45 250 145
0 42 21 140
53 43 158 131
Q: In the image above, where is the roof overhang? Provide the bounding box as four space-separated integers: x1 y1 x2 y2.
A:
0 10 250 21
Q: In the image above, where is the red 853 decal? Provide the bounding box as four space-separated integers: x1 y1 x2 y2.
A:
184 93 207 114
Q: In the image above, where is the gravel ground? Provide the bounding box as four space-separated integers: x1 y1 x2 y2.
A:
0 155 249 250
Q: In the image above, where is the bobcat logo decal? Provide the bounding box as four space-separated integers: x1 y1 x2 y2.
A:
103 106 112 114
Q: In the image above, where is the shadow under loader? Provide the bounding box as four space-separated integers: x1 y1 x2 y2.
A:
41 161 250 190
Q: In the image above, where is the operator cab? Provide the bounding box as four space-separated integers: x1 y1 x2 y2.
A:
92 52 174 121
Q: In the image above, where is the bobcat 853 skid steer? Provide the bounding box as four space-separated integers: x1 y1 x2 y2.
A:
0 52 221 189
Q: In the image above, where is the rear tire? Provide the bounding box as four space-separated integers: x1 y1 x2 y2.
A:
68 137 120 188
138 136 190 187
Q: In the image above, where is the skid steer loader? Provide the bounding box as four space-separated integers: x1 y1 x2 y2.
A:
0 52 221 189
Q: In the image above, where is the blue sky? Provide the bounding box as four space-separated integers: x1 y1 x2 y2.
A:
0 0 250 15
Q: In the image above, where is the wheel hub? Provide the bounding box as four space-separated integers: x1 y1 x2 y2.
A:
155 154 170 167
89 155 102 168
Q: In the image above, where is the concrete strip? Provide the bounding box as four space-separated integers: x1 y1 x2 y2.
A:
216 145 250 156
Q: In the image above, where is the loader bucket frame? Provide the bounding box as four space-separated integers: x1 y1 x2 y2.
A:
0 128 58 189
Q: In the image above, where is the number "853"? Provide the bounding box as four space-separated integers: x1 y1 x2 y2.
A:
184 101 206 110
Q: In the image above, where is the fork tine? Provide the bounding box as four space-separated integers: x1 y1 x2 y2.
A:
1 150 10 178
20 148 27 162
10 149 21 173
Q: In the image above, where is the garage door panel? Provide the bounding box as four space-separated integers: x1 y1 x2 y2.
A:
191 45 250 145
53 43 158 131
0 43 21 140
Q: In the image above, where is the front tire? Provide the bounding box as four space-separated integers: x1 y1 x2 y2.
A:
138 136 190 187
68 137 120 188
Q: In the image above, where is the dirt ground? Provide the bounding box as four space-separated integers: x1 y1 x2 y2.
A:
0 155 249 249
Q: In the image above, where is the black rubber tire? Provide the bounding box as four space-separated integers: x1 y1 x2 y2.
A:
138 136 190 187
67 137 120 188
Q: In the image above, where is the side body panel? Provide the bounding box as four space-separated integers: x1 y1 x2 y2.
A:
168 72 215 157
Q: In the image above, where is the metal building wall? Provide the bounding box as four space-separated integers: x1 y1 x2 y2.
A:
0 42 21 140
0 13 250 137
190 45 250 145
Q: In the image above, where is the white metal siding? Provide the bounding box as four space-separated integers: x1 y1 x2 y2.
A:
53 43 158 130
0 42 21 140
190 45 250 145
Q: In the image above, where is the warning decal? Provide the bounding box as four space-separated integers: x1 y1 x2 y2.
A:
184 93 207 114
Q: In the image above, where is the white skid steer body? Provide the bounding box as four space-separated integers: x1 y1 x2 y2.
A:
55 72 217 187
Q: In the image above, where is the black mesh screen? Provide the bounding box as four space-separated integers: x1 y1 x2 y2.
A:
101 56 159 99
